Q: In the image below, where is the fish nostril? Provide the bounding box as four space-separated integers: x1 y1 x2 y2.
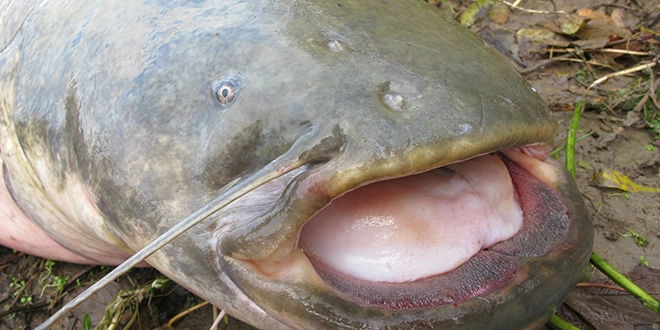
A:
379 80 423 112
380 81 406 111
327 40 345 52
383 92 405 111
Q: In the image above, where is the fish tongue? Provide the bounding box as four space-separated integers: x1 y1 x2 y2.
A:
299 154 523 283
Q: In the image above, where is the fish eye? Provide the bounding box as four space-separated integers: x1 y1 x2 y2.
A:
212 77 240 106
217 83 235 103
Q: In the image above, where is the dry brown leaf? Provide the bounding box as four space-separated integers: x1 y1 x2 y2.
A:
488 2 510 24
516 28 570 47
557 14 589 35
572 37 611 50
576 8 611 21
611 8 626 29
572 8 631 42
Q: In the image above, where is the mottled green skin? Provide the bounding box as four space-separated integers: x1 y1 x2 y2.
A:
0 0 592 328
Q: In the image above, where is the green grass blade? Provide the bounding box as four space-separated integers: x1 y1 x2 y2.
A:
566 100 584 178
590 252 660 314
547 312 580 330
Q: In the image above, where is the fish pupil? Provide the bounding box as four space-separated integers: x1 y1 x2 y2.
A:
216 84 235 104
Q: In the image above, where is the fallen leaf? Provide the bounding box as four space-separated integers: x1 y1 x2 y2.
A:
487 2 509 24
573 8 631 42
576 8 611 21
516 28 569 47
557 14 589 35
592 168 660 192
571 36 611 50
611 8 626 29
459 0 496 27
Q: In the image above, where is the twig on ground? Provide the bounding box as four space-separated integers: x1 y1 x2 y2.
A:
500 0 565 14
589 62 656 89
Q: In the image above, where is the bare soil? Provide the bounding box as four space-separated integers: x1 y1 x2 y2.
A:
1 0 659 329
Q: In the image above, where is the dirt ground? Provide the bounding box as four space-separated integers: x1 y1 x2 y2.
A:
1 0 659 329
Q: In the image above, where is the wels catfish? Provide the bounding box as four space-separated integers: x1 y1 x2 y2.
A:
0 0 593 328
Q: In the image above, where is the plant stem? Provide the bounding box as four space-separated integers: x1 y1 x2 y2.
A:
566 100 584 178
590 252 660 314
547 312 580 330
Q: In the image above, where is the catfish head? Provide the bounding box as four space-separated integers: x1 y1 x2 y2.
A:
0 0 592 329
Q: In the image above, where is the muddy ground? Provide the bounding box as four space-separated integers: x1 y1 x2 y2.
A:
1 0 659 329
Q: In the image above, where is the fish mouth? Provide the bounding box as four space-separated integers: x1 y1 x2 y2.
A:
298 147 570 309
217 145 592 327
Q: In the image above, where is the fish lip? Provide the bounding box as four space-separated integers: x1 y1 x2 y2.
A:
299 152 571 309
217 146 593 328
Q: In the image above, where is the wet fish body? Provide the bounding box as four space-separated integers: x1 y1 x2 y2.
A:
0 0 593 328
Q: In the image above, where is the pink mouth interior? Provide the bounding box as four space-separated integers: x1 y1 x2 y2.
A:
300 154 523 283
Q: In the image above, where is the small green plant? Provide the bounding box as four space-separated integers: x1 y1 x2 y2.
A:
9 277 26 294
642 92 660 139
640 255 649 267
622 229 648 247
575 69 588 85
611 192 632 200
39 259 56 286
649 118 660 140
44 259 56 269
9 276 35 307
40 275 69 298
82 314 92 330
20 295 33 305
149 277 170 291
577 160 593 170
96 277 171 329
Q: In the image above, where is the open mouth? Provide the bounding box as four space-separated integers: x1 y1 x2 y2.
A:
296 147 571 309
217 143 590 328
